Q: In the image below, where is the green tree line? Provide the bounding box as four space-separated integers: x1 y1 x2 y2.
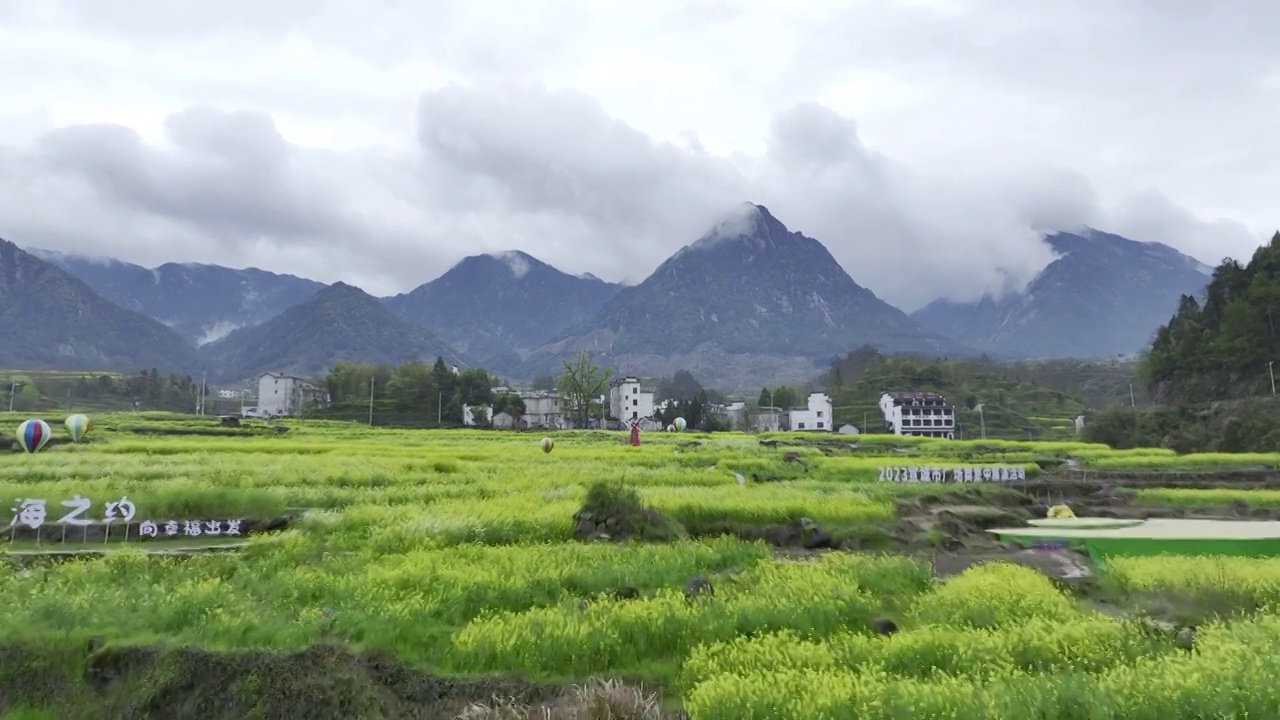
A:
1142 232 1280 404
1084 232 1280 451
823 345 1107 439
322 357 521 426
2 369 204 414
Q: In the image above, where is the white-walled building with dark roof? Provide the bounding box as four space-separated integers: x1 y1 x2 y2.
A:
879 391 955 439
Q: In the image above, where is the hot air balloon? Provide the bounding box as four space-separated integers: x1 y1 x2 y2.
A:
674 417 687 432
666 424 675 433
65 414 91 442
16 419 51 454
541 437 555 454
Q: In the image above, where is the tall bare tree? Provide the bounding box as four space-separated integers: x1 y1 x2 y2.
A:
557 352 611 428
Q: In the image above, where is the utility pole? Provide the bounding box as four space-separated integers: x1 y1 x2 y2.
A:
8 381 16 412
368 378 375 426
200 372 207 415
1269 362 1276 397
438 391 443 426
1129 383 1136 408
975 403 986 440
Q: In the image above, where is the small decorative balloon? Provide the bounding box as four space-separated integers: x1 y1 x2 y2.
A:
674 417 687 432
65 414 91 442
16 419 51 454
541 437 555 454
666 424 676 433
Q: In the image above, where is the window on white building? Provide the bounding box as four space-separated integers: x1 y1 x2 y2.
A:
798 422 806 429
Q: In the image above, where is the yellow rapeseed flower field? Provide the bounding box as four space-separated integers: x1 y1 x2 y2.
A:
1 412 1279 718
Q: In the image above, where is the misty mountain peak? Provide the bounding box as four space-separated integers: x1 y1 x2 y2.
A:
684 202 778 253
913 227 1212 358
489 250 534 278
446 250 540 281
1044 229 1214 277
518 206 968 388
27 246 125 267
31 248 325 346
383 250 622 370
658 202 849 289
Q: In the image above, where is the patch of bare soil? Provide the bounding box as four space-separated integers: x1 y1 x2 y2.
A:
2 642 592 720
890 476 1280 620
458 678 686 720
928 547 1095 582
1045 470 1280 489
890 474 1280 552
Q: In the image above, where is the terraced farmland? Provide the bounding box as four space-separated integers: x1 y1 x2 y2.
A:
3 411 1280 719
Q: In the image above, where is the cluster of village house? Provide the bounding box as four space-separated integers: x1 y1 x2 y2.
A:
241 372 963 438
479 377 841 433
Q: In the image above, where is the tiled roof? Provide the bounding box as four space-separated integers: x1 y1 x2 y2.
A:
887 391 948 401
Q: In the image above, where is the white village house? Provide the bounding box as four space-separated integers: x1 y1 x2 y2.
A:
708 401 748 431
785 392 833 432
256 373 328 417
878 391 955 439
521 391 569 430
478 391 572 430
462 404 493 426
751 407 783 433
608 376 656 422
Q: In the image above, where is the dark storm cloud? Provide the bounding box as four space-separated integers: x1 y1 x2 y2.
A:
0 0 1271 305
32 109 351 242
406 84 1063 306
0 78 1258 308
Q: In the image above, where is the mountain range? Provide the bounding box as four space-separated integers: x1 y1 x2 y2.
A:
202 282 469 382
518 203 970 386
0 239 197 372
2 205 1216 389
30 250 325 345
383 250 622 371
911 229 1213 358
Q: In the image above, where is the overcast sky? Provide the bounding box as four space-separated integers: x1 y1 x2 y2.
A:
0 0 1275 310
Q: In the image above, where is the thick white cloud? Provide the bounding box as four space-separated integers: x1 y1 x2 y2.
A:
0 0 1272 310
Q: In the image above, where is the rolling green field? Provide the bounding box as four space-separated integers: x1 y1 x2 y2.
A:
4 411 1280 718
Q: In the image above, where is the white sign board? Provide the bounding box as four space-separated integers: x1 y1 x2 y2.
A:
145 519 242 537
8 494 242 540
10 494 135 528
878 466 1026 483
